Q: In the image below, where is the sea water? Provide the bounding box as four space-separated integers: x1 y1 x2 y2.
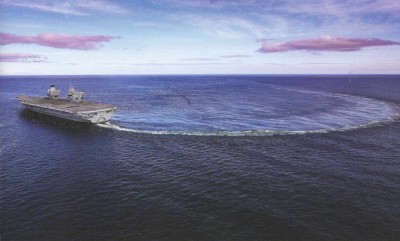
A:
1 75 399 240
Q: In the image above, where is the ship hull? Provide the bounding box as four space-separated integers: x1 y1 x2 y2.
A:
23 104 114 123
18 96 116 124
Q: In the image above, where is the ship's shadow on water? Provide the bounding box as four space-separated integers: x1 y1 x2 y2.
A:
19 109 96 131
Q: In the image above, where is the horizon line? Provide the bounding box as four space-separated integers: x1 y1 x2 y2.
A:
1 73 400 77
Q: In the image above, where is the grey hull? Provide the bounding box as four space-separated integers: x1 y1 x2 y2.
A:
18 96 117 124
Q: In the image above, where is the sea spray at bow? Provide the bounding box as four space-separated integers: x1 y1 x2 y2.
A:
97 82 396 136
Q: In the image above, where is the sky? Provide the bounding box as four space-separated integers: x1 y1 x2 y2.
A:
0 0 399 75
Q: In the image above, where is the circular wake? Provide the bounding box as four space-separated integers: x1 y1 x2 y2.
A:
95 81 397 136
97 113 397 136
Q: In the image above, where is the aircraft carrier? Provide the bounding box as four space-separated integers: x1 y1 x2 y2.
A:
17 85 117 124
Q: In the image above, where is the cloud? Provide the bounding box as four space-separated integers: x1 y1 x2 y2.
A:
258 35 400 53
181 58 219 61
99 62 230 67
1 0 128 15
0 53 46 62
72 0 128 14
282 0 400 18
152 0 255 8
0 32 115 50
221 54 251 58
176 14 265 38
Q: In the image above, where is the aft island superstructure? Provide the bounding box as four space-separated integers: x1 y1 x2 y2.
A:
17 85 117 124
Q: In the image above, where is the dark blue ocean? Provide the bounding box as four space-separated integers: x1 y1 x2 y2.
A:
1 75 400 240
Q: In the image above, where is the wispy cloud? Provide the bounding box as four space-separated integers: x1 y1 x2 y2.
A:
221 54 251 58
72 0 128 14
258 35 400 53
99 62 230 67
282 0 400 18
274 0 400 36
1 0 128 15
2 0 86 15
0 32 116 50
175 14 265 38
181 58 219 61
152 0 256 8
0 53 46 62
153 0 399 18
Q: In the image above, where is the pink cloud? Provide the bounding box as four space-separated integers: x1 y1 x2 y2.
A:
0 53 41 62
0 32 115 50
258 35 400 53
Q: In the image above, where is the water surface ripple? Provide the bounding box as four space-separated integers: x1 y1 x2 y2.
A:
1 75 400 241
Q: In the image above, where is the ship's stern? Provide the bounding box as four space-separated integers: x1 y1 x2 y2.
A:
79 107 117 124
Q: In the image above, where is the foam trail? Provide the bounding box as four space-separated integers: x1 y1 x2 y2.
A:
96 114 398 137
96 84 400 137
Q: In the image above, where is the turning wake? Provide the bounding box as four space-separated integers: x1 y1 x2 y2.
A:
96 114 398 137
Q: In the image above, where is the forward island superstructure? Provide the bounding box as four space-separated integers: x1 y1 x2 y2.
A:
18 85 117 124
